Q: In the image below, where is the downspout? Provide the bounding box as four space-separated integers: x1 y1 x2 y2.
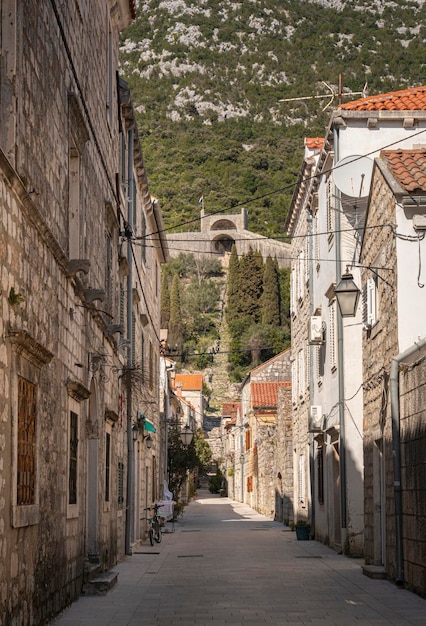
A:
389 336 426 586
333 126 347 537
307 210 315 536
125 128 134 556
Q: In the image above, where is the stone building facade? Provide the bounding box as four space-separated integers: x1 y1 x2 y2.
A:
360 149 426 596
166 208 291 269
235 350 292 518
0 2 168 624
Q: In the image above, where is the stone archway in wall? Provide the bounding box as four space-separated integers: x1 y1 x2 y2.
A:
211 219 237 231
211 234 235 256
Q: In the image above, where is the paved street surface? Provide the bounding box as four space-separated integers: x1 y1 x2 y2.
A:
53 490 426 626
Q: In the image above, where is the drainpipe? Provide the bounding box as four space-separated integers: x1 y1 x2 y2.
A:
125 127 134 556
333 127 347 536
389 336 426 586
307 211 315 535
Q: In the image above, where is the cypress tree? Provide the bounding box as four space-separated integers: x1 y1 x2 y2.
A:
168 274 184 354
261 255 281 326
238 247 263 323
225 244 240 325
160 270 170 328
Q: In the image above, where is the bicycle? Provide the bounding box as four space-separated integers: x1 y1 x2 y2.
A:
144 504 163 546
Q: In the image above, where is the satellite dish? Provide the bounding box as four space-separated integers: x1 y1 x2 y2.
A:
334 155 373 198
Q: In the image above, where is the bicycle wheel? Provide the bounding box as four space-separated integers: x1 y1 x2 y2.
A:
149 527 154 546
154 522 162 544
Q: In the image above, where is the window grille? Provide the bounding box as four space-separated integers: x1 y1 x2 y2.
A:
317 445 324 505
118 461 124 509
17 377 37 506
69 411 78 505
105 432 111 502
326 175 335 244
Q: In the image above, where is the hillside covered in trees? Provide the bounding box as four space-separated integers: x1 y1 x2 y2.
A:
120 0 426 238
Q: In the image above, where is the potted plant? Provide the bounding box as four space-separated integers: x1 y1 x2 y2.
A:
293 520 310 540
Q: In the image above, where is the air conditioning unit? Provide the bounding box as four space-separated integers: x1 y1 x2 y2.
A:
309 406 323 432
309 316 323 344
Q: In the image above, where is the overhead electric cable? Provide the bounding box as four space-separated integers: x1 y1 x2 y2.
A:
140 127 426 241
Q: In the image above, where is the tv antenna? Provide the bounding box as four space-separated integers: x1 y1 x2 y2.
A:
279 75 368 111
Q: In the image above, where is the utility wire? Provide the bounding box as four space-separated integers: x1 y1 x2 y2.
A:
141 126 426 241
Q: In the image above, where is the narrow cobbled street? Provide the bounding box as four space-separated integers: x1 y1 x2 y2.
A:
53 491 426 626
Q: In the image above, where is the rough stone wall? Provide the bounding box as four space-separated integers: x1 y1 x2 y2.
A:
274 387 294 523
399 359 426 597
361 162 426 593
0 3 136 624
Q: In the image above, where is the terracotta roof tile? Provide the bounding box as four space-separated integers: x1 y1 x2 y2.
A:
251 381 291 408
381 149 426 192
305 137 324 150
222 402 241 417
340 85 426 112
174 373 203 390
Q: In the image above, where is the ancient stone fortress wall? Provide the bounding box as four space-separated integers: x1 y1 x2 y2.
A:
166 209 291 269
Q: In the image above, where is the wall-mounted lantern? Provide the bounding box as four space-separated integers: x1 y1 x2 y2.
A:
334 271 361 317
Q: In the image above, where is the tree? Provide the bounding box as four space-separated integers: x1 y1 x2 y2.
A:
261 255 281 326
160 270 170 328
168 274 185 355
238 248 263 323
167 426 212 501
225 244 240 325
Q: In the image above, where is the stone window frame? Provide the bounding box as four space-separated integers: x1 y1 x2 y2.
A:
8 330 54 528
66 379 90 519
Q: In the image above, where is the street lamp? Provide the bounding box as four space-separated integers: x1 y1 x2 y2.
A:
143 434 153 449
334 270 361 317
180 425 193 446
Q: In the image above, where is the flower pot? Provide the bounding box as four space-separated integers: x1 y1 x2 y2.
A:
295 525 310 540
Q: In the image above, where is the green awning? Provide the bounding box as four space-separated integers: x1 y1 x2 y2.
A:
144 419 156 433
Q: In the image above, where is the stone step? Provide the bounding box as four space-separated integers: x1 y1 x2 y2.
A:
362 565 387 580
82 570 118 595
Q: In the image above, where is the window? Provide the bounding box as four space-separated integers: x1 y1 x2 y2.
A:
328 301 337 370
105 234 113 317
297 250 305 301
105 432 111 502
317 445 324 505
119 281 125 328
118 461 124 509
68 142 81 259
69 411 78 505
149 341 154 390
298 453 305 505
316 344 325 385
297 349 305 399
17 377 37 506
290 268 296 316
363 276 378 329
140 211 146 264
326 174 335 245
245 429 251 451
106 16 113 127
247 476 253 493
291 359 297 406
141 332 145 382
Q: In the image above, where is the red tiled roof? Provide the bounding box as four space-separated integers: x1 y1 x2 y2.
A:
381 149 426 192
305 137 324 150
251 381 291 408
222 402 240 417
174 373 203 391
340 85 426 112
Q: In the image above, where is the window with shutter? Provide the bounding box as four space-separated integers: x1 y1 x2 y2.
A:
328 301 337 370
326 175 335 245
290 268 296 316
362 277 378 329
299 453 305 504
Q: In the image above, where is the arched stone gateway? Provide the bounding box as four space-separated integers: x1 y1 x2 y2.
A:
211 234 235 255
166 208 291 269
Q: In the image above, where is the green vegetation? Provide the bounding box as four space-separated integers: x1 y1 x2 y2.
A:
120 0 426 237
167 426 212 501
161 250 290 381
